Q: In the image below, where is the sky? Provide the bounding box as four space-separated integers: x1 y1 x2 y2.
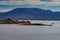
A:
0 0 60 12
0 0 60 5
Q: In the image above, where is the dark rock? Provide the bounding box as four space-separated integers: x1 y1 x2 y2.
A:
0 18 53 26
0 18 31 24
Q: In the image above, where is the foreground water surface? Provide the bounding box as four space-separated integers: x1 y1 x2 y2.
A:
0 20 60 40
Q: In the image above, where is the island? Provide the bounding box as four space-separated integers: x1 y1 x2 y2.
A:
0 18 53 26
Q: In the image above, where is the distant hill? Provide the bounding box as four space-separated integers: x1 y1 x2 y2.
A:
0 8 60 20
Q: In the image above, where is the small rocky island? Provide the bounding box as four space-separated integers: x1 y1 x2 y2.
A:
0 18 53 26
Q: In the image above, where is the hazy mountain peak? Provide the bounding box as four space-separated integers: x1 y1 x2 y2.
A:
0 8 60 20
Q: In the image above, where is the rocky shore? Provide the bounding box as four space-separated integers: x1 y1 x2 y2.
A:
0 18 31 24
0 18 53 26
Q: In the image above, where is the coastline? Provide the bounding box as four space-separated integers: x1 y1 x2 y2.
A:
0 18 53 26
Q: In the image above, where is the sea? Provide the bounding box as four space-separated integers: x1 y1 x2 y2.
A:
0 20 60 40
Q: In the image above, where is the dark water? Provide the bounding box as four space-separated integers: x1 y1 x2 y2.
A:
0 21 60 40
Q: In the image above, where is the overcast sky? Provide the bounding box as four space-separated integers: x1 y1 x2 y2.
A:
0 0 60 5
0 0 60 12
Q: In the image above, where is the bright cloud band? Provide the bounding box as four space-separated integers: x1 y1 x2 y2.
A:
0 0 60 5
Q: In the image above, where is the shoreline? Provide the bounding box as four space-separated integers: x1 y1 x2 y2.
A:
19 20 60 21
0 18 53 26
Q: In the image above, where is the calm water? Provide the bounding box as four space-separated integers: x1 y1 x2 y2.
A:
0 21 60 40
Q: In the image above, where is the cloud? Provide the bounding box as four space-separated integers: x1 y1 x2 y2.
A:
53 0 60 2
0 0 25 1
0 9 13 12
0 0 60 5
40 0 53 2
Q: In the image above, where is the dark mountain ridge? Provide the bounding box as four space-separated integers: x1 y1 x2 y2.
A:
0 8 60 20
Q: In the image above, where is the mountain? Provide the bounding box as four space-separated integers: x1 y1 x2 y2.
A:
0 8 60 20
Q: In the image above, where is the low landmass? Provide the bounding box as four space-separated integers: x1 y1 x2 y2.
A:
0 8 60 20
0 18 53 26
